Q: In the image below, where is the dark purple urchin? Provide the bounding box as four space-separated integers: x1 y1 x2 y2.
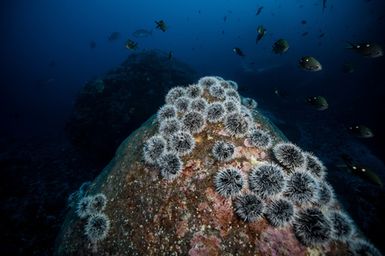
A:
248 163 286 198
84 213 111 243
87 193 107 215
159 117 182 138
165 86 186 104
328 211 355 241
224 112 251 138
284 171 318 205
265 198 295 227
293 208 332 246
157 104 177 122
316 181 335 206
206 102 226 123
247 129 272 149
273 142 306 170
190 98 208 113
198 76 220 89
225 89 241 102
304 152 327 180
214 167 244 197
209 84 226 100
143 135 167 164
76 196 92 219
169 131 195 156
174 96 191 113
242 97 258 109
212 141 235 162
223 99 240 113
157 152 183 180
182 111 206 134
186 84 203 99
234 194 264 222
227 80 238 90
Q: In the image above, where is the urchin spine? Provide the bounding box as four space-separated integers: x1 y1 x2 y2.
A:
284 171 318 205
169 131 195 156
157 152 183 180
182 111 206 134
84 212 111 243
304 152 327 180
273 142 306 170
293 208 332 246
247 129 272 149
234 193 264 222
248 163 286 198
224 112 251 138
206 102 226 123
143 135 167 164
214 167 244 197
265 198 295 227
212 141 235 162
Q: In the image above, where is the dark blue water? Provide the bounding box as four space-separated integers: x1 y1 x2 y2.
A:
1 0 384 254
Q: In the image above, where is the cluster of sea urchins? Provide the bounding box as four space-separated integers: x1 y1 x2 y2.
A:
143 76 379 254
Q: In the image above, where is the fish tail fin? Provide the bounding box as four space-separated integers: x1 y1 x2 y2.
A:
345 41 355 49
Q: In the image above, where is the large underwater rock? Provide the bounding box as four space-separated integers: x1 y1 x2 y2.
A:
56 77 381 256
66 50 197 163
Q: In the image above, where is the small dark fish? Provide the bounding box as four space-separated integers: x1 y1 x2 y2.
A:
198 10 201 14
348 124 374 138
274 88 288 98
346 42 383 58
338 154 382 187
306 96 328 110
341 63 354 73
89 41 96 49
301 20 307 24
256 6 264 16
272 39 289 54
302 32 309 36
223 16 227 22
125 39 138 50
221 30 224 35
133 29 152 38
322 0 327 12
319 32 325 38
108 32 120 41
299 56 322 71
167 51 173 60
233 47 245 57
155 20 167 32
256 25 266 43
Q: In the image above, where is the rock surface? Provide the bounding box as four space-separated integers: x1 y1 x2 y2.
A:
56 77 377 256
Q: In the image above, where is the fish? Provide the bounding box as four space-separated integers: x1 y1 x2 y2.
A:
233 47 245 57
274 88 288 98
306 96 328 110
256 6 263 16
341 63 354 73
348 124 374 138
319 32 325 38
322 0 327 12
301 20 307 24
155 20 167 32
108 32 120 41
272 39 289 54
125 39 138 50
299 56 322 71
89 41 96 49
346 42 383 58
256 25 266 43
132 29 152 38
301 32 309 36
167 51 173 60
223 16 227 22
337 154 383 187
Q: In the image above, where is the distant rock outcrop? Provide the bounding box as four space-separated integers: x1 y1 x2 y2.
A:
66 50 197 163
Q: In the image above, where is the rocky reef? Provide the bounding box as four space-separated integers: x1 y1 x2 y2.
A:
56 77 381 255
66 50 197 163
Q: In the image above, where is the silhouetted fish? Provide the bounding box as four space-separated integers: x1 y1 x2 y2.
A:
256 6 263 16
233 47 245 57
302 32 309 36
108 32 120 41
